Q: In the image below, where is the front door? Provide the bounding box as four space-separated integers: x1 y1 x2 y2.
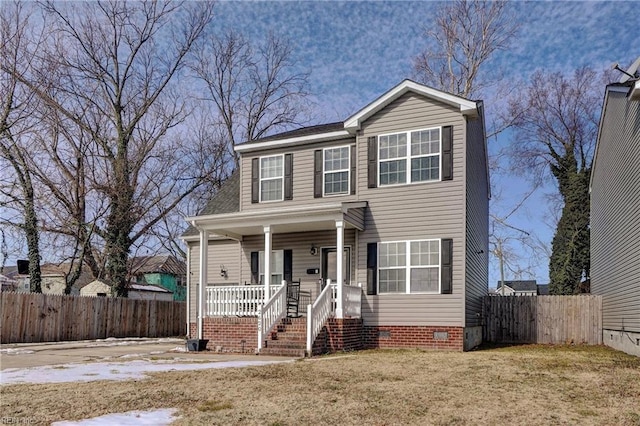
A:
321 247 350 288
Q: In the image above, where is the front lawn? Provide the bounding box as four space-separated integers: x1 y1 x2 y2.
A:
2 345 639 425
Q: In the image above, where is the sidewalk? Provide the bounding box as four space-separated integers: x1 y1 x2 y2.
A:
0 338 291 370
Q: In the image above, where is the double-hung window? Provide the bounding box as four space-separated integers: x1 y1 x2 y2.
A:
378 127 441 186
378 239 440 294
323 146 350 195
260 155 284 202
259 250 284 285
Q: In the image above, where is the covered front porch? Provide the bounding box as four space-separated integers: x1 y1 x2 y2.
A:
186 202 366 355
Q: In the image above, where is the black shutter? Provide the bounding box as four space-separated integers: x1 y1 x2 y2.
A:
314 150 323 198
283 249 293 283
350 145 356 195
366 242 377 295
251 158 259 203
367 136 377 188
251 251 259 284
441 239 453 294
442 126 453 181
284 153 293 200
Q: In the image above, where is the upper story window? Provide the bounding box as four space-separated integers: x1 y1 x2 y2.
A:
252 154 292 204
314 145 355 198
378 127 441 186
324 146 350 196
260 155 284 202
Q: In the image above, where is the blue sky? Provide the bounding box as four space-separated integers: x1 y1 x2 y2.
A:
210 1 638 287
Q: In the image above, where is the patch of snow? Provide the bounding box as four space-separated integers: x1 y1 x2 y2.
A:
0 348 35 355
88 337 183 348
1 359 290 385
171 346 187 352
51 408 178 426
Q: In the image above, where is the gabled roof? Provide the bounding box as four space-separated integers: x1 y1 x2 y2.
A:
245 122 345 144
182 171 240 237
497 280 538 292
130 255 186 276
344 79 479 130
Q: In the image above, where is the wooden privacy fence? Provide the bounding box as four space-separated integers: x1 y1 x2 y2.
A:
0 292 186 344
483 295 602 345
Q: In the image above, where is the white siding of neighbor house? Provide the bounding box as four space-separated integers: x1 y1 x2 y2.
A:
591 87 640 333
187 239 241 324
464 108 489 327
239 137 357 211
355 92 467 327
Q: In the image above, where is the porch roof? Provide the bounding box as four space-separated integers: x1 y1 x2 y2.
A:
184 201 367 241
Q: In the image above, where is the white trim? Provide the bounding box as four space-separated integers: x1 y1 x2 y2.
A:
187 201 367 232
259 154 284 203
234 130 352 153
630 80 640 101
378 238 442 295
322 145 351 197
377 127 442 187
345 80 478 130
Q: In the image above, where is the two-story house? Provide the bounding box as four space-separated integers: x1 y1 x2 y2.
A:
182 80 489 355
590 59 640 357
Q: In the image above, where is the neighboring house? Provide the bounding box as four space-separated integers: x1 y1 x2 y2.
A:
590 60 640 357
130 255 187 301
494 280 538 296
183 80 489 354
2 263 93 295
537 284 550 295
81 279 174 301
0 274 17 292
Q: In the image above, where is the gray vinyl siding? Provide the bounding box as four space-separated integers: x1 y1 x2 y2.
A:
187 239 241 324
356 92 467 327
240 230 357 299
591 88 640 333
464 110 489 327
239 138 357 211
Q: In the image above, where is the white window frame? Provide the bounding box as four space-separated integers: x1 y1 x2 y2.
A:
259 250 284 285
259 154 284 203
378 127 442 187
378 239 441 294
322 145 351 196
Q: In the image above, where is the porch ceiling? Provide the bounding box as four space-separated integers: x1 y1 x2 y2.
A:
186 202 366 240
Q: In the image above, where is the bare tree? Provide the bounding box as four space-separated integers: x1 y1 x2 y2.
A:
508 67 603 294
413 0 519 99
191 31 312 166
3 1 216 296
0 1 43 292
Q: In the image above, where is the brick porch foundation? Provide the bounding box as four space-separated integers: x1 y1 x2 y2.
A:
363 326 464 351
312 318 363 355
190 320 465 355
189 318 258 354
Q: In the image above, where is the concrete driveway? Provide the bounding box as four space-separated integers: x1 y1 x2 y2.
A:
0 338 291 370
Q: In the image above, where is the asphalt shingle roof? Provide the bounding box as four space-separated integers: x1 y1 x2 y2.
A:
242 122 345 144
497 280 538 292
181 170 240 237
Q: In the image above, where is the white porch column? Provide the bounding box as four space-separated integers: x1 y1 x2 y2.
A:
198 230 209 340
263 225 272 304
186 244 190 336
336 219 344 319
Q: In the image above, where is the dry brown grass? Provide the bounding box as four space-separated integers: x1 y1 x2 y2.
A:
2 345 639 425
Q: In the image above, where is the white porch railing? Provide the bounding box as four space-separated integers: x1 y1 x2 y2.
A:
343 284 362 318
257 281 288 350
306 281 336 354
205 285 280 317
